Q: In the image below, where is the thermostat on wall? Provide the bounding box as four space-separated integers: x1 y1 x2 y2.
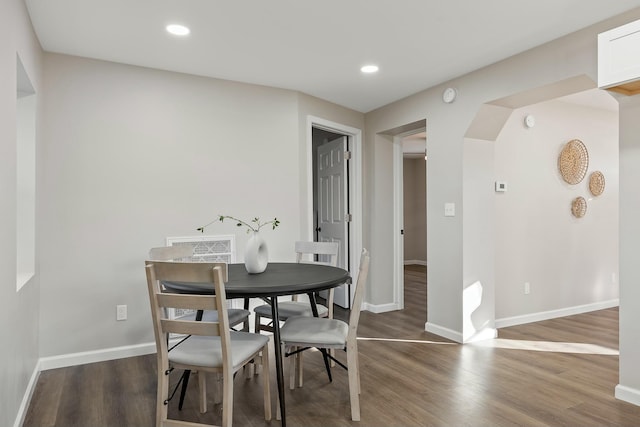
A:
495 181 508 192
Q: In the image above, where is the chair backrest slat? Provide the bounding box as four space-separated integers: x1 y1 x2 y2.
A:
148 260 229 283
295 241 339 266
149 245 193 261
145 260 231 361
157 293 217 311
161 319 222 337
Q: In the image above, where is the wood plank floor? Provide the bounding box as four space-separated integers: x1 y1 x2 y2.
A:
24 265 640 426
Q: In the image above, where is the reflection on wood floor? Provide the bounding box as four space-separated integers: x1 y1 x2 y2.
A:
24 264 640 426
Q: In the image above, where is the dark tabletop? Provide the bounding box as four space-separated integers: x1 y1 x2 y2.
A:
162 262 351 298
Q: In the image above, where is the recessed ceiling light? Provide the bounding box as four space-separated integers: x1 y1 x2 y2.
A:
360 65 379 74
166 24 190 36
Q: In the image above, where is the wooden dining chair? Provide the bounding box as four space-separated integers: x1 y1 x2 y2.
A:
145 260 271 427
253 241 339 386
149 246 251 331
148 245 252 411
279 248 370 421
253 241 339 334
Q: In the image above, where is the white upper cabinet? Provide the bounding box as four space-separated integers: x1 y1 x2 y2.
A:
598 19 640 95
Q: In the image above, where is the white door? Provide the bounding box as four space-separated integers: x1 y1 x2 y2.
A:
317 136 349 308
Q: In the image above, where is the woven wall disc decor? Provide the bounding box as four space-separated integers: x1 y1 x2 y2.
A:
571 196 587 218
589 171 605 196
558 139 589 185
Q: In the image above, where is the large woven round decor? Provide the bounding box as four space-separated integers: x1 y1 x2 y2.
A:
558 139 589 185
589 171 605 196
571 196 587 218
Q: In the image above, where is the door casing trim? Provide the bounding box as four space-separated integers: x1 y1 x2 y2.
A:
306 116 363 308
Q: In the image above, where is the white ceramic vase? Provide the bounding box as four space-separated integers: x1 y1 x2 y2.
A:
244 231 268 274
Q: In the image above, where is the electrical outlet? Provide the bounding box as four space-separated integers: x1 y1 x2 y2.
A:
116 304 127 321
524 282 530 295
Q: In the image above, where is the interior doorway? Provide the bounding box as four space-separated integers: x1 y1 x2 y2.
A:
312 127 350 308
384 120 426 315
399 131 427 322
307 116 363 309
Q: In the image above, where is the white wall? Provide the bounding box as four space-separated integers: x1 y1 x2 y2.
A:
618 94 640 405
364 8 640 344
39 54 340 358
494 99 619 322
0 0 43 425
463 138 496 341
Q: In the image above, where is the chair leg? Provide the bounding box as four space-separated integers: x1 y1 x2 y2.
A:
296 350 304 388
178 370 191 410
157 366 169 427
320 349 332 382
347 343 361 421
261 344 272 421
222 367 234 427
288 346 296 390
198 371 207 413
254 313 262 334
212 373 222 404
253 314 263 376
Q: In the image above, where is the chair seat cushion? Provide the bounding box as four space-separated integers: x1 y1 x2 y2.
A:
169 332 268 370
253 301 328 320
178 309 250 327
280 316 348 348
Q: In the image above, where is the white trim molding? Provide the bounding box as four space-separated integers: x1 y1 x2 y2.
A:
495 299 620 329
425 322 463 343
363 302 401 314
615 384 640 407
14 361 41 427
39 342 157 371
404 260 427 266
392 138 404 311
306 115 363 307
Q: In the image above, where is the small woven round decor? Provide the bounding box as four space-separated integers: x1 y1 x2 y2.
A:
558 139 589 185
571 196 587 218
589 171 605 196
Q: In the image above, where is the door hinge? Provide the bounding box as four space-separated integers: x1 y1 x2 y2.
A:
345 213 352 222
344 151 352 160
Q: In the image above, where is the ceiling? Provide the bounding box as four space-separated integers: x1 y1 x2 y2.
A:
25 0 640 113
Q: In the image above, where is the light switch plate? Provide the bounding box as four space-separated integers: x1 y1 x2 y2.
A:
444 203 455 217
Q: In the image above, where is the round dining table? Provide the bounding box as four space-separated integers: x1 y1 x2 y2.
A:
163 262 351 427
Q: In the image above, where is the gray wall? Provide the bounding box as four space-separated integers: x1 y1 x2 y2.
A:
363 9 640 345
38 54 364 358
1 0 43 426
6 1 640 420
363 5 640 402
618 94 640 403
494 98 618 322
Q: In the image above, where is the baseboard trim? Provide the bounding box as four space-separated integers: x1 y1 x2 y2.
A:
404 260 427 266
495 299 620 329
14 360 41 427
464 327 498 343
39 342 157 371
425 322 463 343
616 384 640 407
363 302 400 314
